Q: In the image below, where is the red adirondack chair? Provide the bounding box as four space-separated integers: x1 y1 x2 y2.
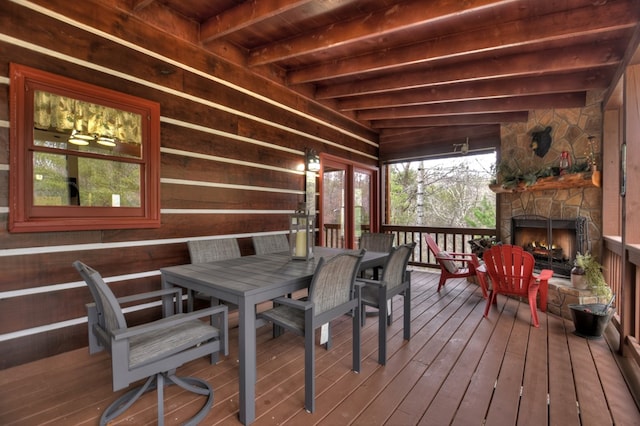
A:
482 244 553 327
425 234 487 298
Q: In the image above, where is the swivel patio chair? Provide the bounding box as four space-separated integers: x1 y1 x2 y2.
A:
482 244 553 327
425 233 487 298
73 261 228 426
257 249 365 413
359 232 395 279
357 242 415 365
252 234 290 255
187 237 241 310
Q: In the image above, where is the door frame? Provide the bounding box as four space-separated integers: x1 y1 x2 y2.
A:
319 153 379 249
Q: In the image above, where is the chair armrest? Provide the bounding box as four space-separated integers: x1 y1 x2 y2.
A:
112 304 228 341
355 277 386 288
117 288 182 305
271 296 312 311
534 269 554 282
447 251 476 257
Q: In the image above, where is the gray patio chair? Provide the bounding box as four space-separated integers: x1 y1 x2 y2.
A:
73 261 228 426
188 237 241 263
252 234 290 255
187 237 241 310
359 232 394 279
357 242 415 365
257 249 365 413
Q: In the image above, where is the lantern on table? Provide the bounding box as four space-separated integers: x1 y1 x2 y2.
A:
289 209 315 260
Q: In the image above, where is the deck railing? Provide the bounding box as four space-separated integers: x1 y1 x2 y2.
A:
603 236 640 370
322 223 496 268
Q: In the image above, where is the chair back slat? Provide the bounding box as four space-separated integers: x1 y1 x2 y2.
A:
382 243 415 290
188 238 241 263
252 234 289 255
359 233 394 253
309 250 364 315
425 233 442 256
484 245 535 297
73 261 127 333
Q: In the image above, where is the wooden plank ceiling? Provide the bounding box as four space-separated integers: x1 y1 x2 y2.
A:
127 0 640 162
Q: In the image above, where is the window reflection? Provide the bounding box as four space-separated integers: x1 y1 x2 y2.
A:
33 91 142 159
33 152 141 207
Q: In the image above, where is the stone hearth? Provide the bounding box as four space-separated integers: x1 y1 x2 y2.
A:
546 277 612 320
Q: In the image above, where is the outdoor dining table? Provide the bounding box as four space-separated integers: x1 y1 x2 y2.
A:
160 246 389 425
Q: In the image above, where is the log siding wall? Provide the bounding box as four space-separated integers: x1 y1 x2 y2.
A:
0 1 378 369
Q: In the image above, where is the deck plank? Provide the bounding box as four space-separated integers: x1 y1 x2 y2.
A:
547 312 581 425
518 310 549 426
0 270 637 426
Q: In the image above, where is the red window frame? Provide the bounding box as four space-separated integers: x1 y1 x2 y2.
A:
9 63 161 232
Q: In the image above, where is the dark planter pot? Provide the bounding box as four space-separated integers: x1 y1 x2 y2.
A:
568 303 614 339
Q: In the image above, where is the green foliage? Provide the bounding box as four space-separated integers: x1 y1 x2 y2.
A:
389 154 496 228
464 195 496 228
575 252 613 300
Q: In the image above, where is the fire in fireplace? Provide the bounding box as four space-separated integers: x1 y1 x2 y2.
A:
511 215 587 277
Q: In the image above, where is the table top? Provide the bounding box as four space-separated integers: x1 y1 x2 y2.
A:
160 247 388 299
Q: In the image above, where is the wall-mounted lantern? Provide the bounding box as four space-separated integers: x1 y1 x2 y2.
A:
306 149 320 172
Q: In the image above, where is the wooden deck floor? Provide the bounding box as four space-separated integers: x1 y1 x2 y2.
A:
1 270 638 425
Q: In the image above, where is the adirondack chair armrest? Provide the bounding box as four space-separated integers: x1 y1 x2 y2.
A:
534 269 554 282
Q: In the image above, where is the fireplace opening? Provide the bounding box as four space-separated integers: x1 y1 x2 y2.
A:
511 215 587 277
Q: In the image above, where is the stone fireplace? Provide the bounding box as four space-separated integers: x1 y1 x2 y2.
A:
511 215 587 277
497 93 603 265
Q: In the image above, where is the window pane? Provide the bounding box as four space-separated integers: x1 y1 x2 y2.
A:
33 152 141 207
354 170 371 246
33 91 142 159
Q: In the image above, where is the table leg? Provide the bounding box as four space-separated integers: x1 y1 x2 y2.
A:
238 298 256 425
160 276 175 316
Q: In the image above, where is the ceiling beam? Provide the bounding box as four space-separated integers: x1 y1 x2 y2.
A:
370 112 529 128
379 125 500 162
380 124 498 145
338 69 613 111
314 42 625 99
200 0 314 43
357 92 586 120
287 0 636 84
247 0 516 66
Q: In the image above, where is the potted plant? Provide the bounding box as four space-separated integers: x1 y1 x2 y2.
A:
568 252 615 338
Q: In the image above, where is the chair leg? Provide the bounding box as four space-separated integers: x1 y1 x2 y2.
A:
528 289 540 327
403 287 411 341
538 281 549 312
157 372 165 425
476 271 489 299
483 292 495 318
437 275 447 292
352 304 361 373
304 325 315 413
378 297 387 365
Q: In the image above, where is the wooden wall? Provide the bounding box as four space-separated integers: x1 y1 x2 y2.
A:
0 1 379 369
